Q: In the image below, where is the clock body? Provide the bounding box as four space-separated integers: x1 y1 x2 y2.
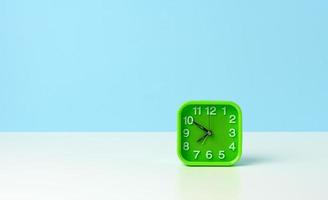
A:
177 101 242 166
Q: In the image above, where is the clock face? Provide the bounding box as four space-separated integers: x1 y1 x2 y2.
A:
177 101 242 166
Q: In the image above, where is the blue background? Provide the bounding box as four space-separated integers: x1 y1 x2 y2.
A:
0 0 327 131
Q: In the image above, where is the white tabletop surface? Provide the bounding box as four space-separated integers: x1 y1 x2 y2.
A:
0 132 327 200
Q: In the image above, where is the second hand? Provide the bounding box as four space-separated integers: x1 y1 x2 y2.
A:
201 134 209 145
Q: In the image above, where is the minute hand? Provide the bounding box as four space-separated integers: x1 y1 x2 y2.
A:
193 121 210 133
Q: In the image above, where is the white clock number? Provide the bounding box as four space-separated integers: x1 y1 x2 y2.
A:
183 129 190 137
184 116 194 125
222 107 227 116
229 142 236 151
193 106 201 115
183 142 190 151
206 150 213 159
193 150 200 159
218 150 225 159
229 128 236 137
229 115 236 123
205 106 217 115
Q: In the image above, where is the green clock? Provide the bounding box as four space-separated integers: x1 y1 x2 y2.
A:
177 101 242 166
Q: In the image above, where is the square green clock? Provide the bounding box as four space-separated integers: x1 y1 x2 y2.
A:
177 101 242 166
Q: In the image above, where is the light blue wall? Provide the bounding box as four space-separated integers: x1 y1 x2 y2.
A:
0 0 327 131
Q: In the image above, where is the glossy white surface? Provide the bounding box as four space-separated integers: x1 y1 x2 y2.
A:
0 132 327 200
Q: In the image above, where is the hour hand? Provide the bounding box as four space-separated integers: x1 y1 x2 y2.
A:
193 121 210 133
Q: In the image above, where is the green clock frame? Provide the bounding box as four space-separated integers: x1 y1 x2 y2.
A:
177 101 242 166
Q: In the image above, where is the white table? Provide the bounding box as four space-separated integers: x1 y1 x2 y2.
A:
0 132 327 200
